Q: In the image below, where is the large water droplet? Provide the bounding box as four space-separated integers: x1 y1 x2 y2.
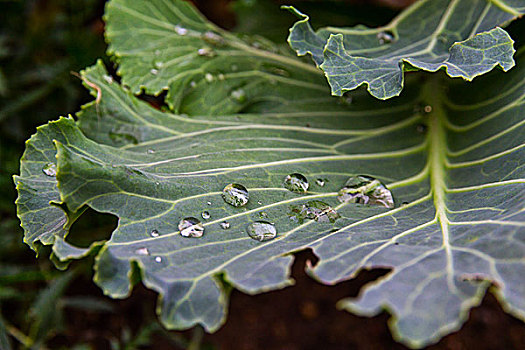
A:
136 247 150 255
220 221 230 229
222 183 249 207
201 211 211 219
174 25 188 35
377 31 394 44
197 47 216 57
246 221 277 242
150 229 159 237
289 200 340 223
337 175 394 208
230 89 246 103
178 217 204 238
42 163 57 177
283 173 309 193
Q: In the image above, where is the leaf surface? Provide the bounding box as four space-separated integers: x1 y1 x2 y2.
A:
14 0 525 347
286 0 525 99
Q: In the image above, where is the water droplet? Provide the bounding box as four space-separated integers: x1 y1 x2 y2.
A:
205 73 214 82
103 75 114 84
231 64 238 71
147 149 155 154
217 73 225 81
136 247 150 255
202 31 224 45
424 105 432 113
150 229 159 237
178 217 204 238
154 61 164 69
150 68 158 75
201 211 211 219
259 212 268 218
207 201 212 206
220 221 230 229
416 124 427 134
42 163 57 177
197 47 216 57
257 201 262 205
155 256 162 263
377 31 394 44
283 173 309 193
230 89 246 103
190 81 196 88
315 179 326 187
337 175 394 208
174 25 188 35
246 221 277 242
289 200 340 223
222 183 249 207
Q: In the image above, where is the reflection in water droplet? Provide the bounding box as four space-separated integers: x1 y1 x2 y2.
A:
230 89 246 103
174 25 188 35
337 175 394 208
283 173 309 193
178 217 204 238
136 247 149 255
377 31 394 44
197 47 216 57
247 221 277 242
315 179 326 187
150 229 159 237
222 183 249 207
42 163 57 177
201 211 211 219
220 221 230 229
155 256 162 263
205 73 214 82
289 200 340 223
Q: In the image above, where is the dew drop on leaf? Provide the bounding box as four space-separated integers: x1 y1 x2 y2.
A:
174 25 188 35
103 74 114 84
178 217 204 238
205 73 214 82
315 178 326 187
42 163 57 177
150 68 158 75
197 47 216 57
246 221 277 242
136 247 150 255
230 89 246 103
150 229 159 237
220 221 230 230
337 175 394 208
283 173 309 193
222 183 249 207
202 31 224 45
207 201 212 206
201 211 211 219
259 211 268 218
155 256 162 263
147 149 155 154
289 200 340 223
377 31 394 44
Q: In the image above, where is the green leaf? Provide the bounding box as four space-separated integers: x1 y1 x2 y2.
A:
285 0 524 99
14 0 525 348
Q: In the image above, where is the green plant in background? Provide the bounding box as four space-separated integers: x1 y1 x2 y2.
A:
9 0 525 348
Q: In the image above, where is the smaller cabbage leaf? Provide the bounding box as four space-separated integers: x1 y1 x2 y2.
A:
286 0 525 99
